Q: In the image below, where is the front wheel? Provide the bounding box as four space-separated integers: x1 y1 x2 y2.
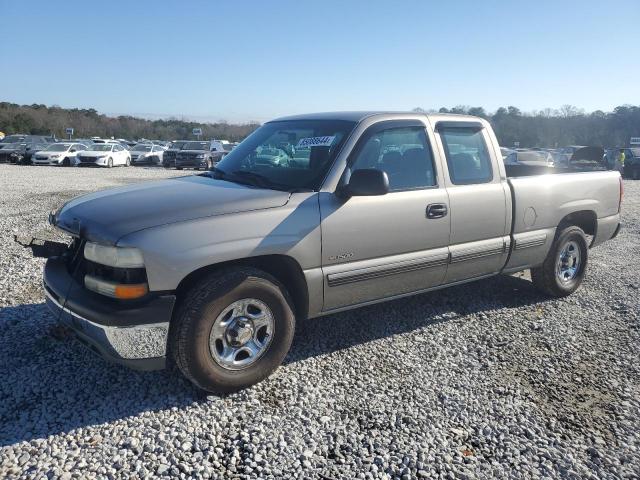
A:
531 226 588 297
125 156 131 167
107 157 113 168
170 267 295 393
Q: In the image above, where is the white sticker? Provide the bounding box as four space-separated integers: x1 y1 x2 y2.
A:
296 136 335 148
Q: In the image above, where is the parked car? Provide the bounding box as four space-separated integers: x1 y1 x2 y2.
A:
30 112 622 393
130 143 166 166
162 140 188 168
32 142 88 166
0 134 55 164
75 143 131 167
503 150 554 166
622 147 640 179
174 141 218 170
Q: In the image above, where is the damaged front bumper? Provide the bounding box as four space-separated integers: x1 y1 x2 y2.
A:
43 257 175 370
16 231 176 371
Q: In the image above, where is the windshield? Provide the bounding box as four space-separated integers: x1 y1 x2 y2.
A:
170 141 186 149
132 144 152 152
183 141 209 150
90 144 113 152
45 144 70 152
215 120 356 191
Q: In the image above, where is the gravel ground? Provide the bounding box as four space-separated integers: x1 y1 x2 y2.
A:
0 164 638 479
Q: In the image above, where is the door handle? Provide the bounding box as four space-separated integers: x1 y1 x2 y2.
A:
426 203 448 219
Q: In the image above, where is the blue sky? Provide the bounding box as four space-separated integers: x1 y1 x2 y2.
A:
1 0 638 123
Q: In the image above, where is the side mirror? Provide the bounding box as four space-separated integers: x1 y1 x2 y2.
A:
339 168 389 198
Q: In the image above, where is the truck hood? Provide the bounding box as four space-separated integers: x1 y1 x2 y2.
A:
54 175 291 244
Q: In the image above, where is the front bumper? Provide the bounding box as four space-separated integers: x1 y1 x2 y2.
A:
175 158 207 168
43 258 176 370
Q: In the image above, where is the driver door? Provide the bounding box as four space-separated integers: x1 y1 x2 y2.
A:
320 120 451 311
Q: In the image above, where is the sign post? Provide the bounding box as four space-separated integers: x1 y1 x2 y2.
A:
65 127 74 140
192 128 202 140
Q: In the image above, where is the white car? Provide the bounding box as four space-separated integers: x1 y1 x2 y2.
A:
32 143 88 166
130 143 166 166
75 143 131 167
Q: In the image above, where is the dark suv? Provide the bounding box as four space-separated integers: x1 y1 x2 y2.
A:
174 141 217 170
162 140 188 169
0 135 55 164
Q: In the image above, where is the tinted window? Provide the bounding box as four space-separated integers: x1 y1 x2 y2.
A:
350 126 436 191
439 128 493 184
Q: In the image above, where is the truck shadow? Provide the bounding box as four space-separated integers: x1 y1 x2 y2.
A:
0 273 547 447
285 272 546 364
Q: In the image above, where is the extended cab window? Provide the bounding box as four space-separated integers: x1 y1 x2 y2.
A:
350 126 436 191
439 127 493 185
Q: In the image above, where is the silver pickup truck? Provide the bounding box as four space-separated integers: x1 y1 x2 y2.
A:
37 112 622 392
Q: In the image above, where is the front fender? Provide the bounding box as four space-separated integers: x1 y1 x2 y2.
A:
117 192 321 292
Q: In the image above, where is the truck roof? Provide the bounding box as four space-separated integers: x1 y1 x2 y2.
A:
270 111 482 123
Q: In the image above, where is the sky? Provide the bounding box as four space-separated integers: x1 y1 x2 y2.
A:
1 0 638 123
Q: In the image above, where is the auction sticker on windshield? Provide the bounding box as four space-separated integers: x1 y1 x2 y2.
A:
297 136 335 148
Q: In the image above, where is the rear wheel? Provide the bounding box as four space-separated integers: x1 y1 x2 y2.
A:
125 156 131 167
531 226 588 297
170 267 295 393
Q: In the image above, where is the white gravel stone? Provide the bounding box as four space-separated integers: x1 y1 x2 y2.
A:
0 165 638 479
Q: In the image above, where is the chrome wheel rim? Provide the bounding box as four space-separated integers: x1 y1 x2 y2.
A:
209 298 274 370
556 240 581 282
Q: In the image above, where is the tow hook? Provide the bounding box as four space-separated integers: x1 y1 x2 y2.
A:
14 234 69 258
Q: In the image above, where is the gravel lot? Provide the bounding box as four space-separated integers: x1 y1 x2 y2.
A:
0 164 638 479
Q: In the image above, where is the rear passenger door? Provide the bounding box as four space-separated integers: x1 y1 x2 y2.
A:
434 122 510 283
320 120 451 311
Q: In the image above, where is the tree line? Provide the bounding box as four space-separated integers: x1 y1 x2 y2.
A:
0 102 259 142
1 101 638 147
415 104 640 148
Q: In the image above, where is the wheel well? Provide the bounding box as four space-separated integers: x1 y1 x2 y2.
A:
557 210 596 237
175 255 309 320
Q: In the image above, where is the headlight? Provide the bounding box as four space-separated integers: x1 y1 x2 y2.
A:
84 242 145 268
50 154 60 159
196 154 205 159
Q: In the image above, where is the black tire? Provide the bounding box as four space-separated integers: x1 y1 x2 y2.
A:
125 156 131 167
107 157 113 168
176 167 183 170
170 267 295 393
633 167 640 180
531 226 588 297
62 157 70 167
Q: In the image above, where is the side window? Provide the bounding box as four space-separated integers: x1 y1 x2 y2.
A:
114 145 122 152
350 126 436 191
439 127 493 185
